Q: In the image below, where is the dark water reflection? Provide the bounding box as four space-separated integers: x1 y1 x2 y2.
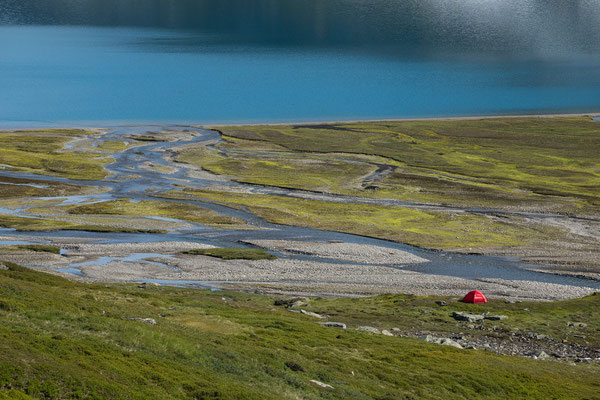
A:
1 0 599 123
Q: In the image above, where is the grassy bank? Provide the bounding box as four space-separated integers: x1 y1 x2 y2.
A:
0 262 599 399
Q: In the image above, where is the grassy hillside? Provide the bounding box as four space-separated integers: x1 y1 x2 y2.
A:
0 262 599 399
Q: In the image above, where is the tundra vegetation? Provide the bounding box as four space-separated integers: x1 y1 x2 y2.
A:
0 129 111 180
0 263 599 399
199 118 600 213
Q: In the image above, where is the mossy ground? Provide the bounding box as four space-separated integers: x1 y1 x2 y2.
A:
0 262 599 399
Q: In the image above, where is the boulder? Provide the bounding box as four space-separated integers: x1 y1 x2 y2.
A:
452 311 484 323
319 322 346 329
138 282 160 288
300 309 326 319
357 326 381 334
381 330 394 336
439 338 463 349
485 315 508 321
274 297 309 307
436 301 448 306
0 262 8 271
129 317 157 325
534 351 550 360
425 335 463 349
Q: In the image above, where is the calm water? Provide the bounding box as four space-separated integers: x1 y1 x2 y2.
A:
1 0 600 124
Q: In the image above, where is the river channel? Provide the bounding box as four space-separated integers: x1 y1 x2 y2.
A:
1 125 599 291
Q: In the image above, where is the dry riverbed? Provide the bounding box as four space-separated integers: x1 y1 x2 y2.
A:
1 237 595 301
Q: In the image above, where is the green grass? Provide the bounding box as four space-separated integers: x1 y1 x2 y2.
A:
0 176 98 200
28 198 250 229
96 140 130 152
0 130 111 180
162 189 563 250
0 215 165 233
183 248 277 260
177 143 376 193
201 118 600 212
14 245 61 254
0 263 598 399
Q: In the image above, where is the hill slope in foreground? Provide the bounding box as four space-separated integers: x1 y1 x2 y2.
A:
0 262 599 399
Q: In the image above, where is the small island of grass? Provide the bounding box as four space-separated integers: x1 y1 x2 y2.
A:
184 247 277 260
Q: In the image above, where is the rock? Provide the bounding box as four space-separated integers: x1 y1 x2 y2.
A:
0 262 8 271
221 297 233 301
381 330 393 336
485 315 508 321
319 322 346 329
535 351 549 360
577 323 588 328
129 317 156 325
536 334 547 340
436 301 448 306
357 326 381 334
439 338 463 349
452 311 484 323
310 380 334 389
391 328 401 332
274 297 309 307
425 335 462 349
522 308 530 312
573 334 586 339
300 309 326 319
138 282 159 288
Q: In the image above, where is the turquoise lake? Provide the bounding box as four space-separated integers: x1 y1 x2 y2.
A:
1 0 600 124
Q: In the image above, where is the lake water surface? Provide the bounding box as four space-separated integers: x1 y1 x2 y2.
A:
1 0 600 124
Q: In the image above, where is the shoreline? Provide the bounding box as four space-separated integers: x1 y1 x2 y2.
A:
1 112 599 130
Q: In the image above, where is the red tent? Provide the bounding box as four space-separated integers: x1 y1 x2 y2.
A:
462 290 487 303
